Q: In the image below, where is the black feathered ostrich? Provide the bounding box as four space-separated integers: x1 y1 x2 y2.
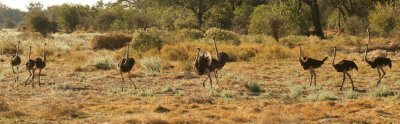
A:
118 42 137 91
10 41 21 82
194 36 229 88
35 43 47 86
364 29 392 86
24 46 36 87
298 44 328 86
332 47 358 91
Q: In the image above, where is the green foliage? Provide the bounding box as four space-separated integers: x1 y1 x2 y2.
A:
140 56 162 75
244 81 261 93
94 11 117 32
176 28 204 40
204 3 234 29
204 27 240 45
307 89 338 101
88 55 116 70
368 85 393 97
232 4 254 34
369 3 400 36
48 4 88 32
25 10 51 36
344 16 368 35
249 1 311 36
345 90 359 99
131 28 164 51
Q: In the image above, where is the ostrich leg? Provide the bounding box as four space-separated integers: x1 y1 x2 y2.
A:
345 72 355 91
340 72 346 90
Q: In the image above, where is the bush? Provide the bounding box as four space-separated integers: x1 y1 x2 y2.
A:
244 81 261 93
131 28 164 52
161 44 191 61
25 10 51 36
307 89 338 101
140 56 162 75
176 28 204 40
345 90 359 99
0 40 22 55
369 4 399 36
344 16 368 35
204 27 241 45
87 55 116 70
89 33 132 50
368 85 394 97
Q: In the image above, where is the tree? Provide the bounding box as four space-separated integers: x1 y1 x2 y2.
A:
300 0 325 38
160 0 220 28
25 11 51 36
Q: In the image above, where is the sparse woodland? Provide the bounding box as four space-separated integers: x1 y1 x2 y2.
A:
0 0 400 123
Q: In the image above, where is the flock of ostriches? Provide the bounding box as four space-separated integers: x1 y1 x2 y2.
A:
8 30 393 92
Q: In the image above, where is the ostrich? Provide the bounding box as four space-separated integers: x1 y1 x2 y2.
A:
24 46 36 87
117 43 137 91
35 43 47 86
194 40 229 88
364 30 392 86
211 36 229 84
332 47 358 90
10 41 21 82
298 44 328 86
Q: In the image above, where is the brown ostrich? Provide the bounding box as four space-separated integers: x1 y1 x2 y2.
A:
194 47 229 88
364 29 392 86
24 46 36 87
10 41 21 82
117 43 137 91
35 43 47 86
298 44 328 86
332 47 358 90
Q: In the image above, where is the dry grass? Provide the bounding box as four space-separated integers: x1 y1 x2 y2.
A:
0 30 399 123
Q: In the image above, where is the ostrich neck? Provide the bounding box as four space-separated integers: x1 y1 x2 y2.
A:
196 50 200 61
43 46 46 62
126 45 130 59
16 43 19 56
28 48 31 59
298 46 303 62
364 45 368 62
332 49 336 66
213 39 219 59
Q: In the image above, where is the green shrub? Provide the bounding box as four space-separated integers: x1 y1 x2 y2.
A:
368 85 393 97
221 90 236 98
89 33 132 50
344 16 368 35
307 89 338 101
244 81 261 93
131 28 164 52
0 40 22 55
87 55 116 70
369 3 399 36
139 89 154 97
25 10 51 36
204 27 241 45
140 56 162 75
176 28 204 40
345 90 359 99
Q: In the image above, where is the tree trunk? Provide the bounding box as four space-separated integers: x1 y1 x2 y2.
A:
301 0 325 39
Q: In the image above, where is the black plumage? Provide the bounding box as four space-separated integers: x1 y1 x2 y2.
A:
118 43 137 91
24 46 36 87
35 43 47 86
332 47 358 90
298 44 328 86
10 41 21 82
194 37 229 88
364 43 391 86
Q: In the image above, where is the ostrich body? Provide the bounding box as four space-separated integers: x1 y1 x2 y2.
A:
298 44 328 86
10 41 21 82
117 43 137 91
194 37 229 88
35 43 47 86
24 46 36 87
364 29 392 86
332 47 358 90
